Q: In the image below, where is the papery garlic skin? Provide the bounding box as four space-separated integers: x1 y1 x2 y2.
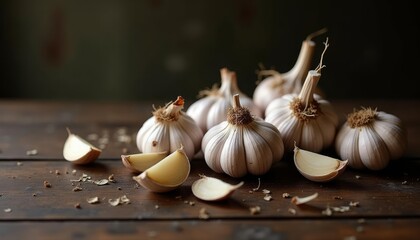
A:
187 68 262 132
335 108 407 170
136 96 203 160
202 94 284 178
265 70 338 153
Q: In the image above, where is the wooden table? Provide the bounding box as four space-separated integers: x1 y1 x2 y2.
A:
1 99 419 240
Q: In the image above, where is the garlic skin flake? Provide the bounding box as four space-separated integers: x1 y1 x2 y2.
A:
136 96 203 160
187 68 262 132
294 145 347 182
192 175 244 201
202 94 284 178
335 108 407 170
253 29 327 113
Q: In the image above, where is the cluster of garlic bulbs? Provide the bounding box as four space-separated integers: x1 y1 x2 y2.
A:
136 96 203 160
186 68 262 132
335 107 407 170
253 29 327 113
201 94 284 177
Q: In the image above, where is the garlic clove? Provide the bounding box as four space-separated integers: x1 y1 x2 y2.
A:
132 146 190 192
294 145 347 182
192 175 244 201
63 128 101 164
121 151 168 172
358 126 390 170
335 125 365 169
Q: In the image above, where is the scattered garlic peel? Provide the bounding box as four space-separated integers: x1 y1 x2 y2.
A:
191 175 244 201
294 145 348 182
121 151 168 172
133 146 190 192
291 192 318 205
63 128 101 164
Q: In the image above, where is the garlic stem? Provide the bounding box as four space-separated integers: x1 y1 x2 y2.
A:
228 94 253 125
220 68 238 99
298 71 321 108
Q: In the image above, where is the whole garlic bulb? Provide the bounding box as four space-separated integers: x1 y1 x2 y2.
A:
187 68 262 132
253 29 327 113
202 94 284 178
335 108 407 170
136 96 203 160
265 40 338 153
265 70 338 153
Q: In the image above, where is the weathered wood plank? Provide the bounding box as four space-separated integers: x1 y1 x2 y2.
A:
1 159 419 220
1 219 419 240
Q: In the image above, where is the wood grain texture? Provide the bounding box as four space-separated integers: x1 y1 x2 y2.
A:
0 100 419 239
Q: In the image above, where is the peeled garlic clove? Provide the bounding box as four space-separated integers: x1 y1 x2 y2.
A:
192 175 244 201
121 151 168 172
133 146 190 192
294 145 347 182
63 128 101 164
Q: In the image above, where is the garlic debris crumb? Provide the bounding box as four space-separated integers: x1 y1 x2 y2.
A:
87 197 100 204
288 208 296 215
4 208 12 213
282 193 291 198
26 149 38 156
249 206 261 215
199 208 210 219
43 181 52 188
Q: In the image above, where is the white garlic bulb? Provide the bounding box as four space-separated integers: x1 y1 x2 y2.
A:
187 68 262 132
265 40 338 153
265 70 338 153
335 108 407 170
253 29 327 113
202 94 284 178
136 96 203 160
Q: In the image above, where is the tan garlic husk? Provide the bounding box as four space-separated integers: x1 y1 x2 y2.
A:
186 68 262 132
202 94 284 178
253 29 327 113
265 40 338 152
335 107 407 170
136 96 203 160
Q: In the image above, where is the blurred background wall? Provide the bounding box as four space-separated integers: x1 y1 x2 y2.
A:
1 0 419 102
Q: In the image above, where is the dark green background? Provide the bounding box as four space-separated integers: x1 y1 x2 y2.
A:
1 0 419 102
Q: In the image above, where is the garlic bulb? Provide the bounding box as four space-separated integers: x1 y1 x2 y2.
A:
253 29 327 112
265 41 338 152
136 96 203 160
187 68 262 132
335 107 407 170
202 94 284 178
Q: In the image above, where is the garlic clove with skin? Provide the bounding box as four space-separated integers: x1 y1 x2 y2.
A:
294 145 347 182
63 128 101 164
121 151 168 173
133 146 190 192
335 108 407 170
192 175 244 201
